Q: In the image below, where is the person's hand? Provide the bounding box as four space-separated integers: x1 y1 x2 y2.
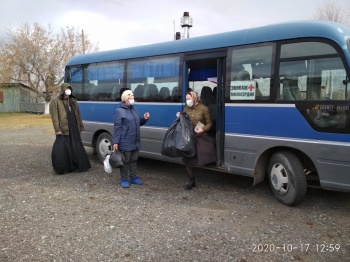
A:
176 112 180 118
56 131 62 135
194 127 203 134
113 144 118 151
144 112 150 119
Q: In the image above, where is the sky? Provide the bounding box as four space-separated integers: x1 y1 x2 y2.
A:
0 0 349 51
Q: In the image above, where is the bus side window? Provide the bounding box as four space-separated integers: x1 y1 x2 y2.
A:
279 61 306 100
127 56 180 103
144 84 159 101
252 63 271 100
159 87 171 100
111 84 122 101
228 44 273 102
172 86 181 102
282 77 303 100
90 82 116 101
234 68 250 80
134 84 145 101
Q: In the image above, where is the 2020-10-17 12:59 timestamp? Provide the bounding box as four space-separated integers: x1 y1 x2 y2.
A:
252 243 341 253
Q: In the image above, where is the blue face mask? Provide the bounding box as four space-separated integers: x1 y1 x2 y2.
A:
129 99 135 105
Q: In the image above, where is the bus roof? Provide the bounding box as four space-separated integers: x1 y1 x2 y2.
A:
66 20 350 66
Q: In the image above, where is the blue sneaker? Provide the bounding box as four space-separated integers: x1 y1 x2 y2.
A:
120 179 130 188
130 177 143 185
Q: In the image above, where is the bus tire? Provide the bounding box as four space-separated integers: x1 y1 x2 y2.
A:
268 151 307 206
96 132 113 163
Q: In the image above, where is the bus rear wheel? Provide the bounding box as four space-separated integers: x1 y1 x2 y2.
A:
96 132 113 163
268 151 307 206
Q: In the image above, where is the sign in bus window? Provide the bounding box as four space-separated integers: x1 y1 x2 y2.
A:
230 81 256 100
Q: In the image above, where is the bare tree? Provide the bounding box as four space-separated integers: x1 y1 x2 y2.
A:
0 23 98 112
314 0 350 26
0 48 13 83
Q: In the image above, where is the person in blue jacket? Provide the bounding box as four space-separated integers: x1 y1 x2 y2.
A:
113 89 150 188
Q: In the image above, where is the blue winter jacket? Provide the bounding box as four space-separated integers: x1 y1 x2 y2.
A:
113 102 148 151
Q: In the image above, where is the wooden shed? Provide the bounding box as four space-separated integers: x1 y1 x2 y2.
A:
0 83 45 113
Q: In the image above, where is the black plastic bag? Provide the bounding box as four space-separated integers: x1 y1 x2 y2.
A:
161 112 195 157
109 150 125 168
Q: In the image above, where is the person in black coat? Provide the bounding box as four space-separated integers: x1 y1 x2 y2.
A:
112 90 150 188
49 83 91 174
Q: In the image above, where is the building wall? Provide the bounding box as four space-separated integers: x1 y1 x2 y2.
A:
0 84 45 113
0 86 21 112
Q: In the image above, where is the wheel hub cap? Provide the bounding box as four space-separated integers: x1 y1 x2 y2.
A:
271 163 289 195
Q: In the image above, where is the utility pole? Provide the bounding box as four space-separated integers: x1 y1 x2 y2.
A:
81 29 85 54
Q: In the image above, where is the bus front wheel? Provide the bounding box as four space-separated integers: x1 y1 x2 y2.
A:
268 151 307 206
96 132 113 163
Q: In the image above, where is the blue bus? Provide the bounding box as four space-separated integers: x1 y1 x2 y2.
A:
65 20 350 206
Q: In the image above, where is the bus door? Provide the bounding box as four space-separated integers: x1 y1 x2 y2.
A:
183 51 226 168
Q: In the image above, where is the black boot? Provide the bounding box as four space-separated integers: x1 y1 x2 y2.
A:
185 177 196 190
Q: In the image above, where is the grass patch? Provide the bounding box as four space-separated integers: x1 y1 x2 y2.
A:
0 113 53 130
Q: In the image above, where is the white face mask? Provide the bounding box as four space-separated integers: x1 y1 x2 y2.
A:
186 99 193 107
129 99 135 105
65 89 72 96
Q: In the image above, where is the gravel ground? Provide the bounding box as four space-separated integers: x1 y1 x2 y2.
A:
0 125 350 262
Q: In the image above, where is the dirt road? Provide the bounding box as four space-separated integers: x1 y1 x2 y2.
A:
0 124 349 261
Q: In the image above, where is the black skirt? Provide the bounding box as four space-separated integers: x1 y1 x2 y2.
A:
51 105 91 174
183 135 217 167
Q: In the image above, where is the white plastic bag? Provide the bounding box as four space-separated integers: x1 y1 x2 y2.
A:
103 154 112 173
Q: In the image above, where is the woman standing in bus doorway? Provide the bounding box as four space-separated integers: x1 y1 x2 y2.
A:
176 91 217 190
49 83 91 174
113 89 150 188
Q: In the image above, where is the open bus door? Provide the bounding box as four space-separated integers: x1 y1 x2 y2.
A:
183 52 226 169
